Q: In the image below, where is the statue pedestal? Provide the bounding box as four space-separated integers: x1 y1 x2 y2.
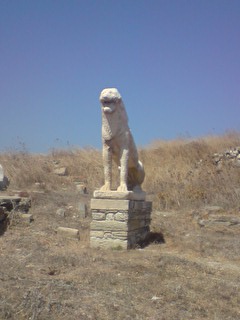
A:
93 190 146 201
90 192 152 249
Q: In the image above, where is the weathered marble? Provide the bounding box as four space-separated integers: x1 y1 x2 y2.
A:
93 190 146 201
90 89 151 249
90 199 152 249
99 88 145 193
0 164 9 190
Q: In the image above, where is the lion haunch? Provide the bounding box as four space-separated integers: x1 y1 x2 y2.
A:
99 88 145 192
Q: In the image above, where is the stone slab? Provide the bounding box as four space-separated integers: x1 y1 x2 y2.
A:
93 190 146 201
0 207 7 222
90 237 128 250
57 227 80 240
92 212 106 220
91 198 130 210
78 203 88 218
91 219 150 232
90 230 105 238
19 213 34 223
0 165 4 181
91 220 128 232
0 196 21 201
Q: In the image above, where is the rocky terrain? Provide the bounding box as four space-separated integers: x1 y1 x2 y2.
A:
0 133 240 319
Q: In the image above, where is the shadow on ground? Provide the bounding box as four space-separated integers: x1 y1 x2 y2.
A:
138 231 165 248
0 219 9 236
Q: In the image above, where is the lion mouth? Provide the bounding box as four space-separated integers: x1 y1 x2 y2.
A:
103 107 113 114
102 103 116 114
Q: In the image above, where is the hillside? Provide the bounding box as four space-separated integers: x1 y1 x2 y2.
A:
0 132 240 319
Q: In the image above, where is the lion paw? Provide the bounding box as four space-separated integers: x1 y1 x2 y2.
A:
117 184 128 192
100 183 111 191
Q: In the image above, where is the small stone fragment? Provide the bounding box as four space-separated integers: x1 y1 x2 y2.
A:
19 213 34 223
56 208 66 218
76 184 87 194
57 227 80 239
54 167 68 176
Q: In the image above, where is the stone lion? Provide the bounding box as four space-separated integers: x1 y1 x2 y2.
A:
99 88 145 192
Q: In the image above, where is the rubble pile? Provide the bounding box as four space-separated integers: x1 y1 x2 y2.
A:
212 147 240 167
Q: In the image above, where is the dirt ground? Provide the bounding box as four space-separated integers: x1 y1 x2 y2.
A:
0 190 240 320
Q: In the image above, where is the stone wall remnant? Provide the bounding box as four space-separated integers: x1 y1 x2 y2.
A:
212 147 240 167
0 164 9 190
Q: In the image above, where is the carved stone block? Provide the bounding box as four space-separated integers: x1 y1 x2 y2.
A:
90 199 152 249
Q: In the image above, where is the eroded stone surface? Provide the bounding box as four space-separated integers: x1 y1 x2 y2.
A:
57 227 80 239
93 190 146 200
91 199 130 210
99 88 145 193
0 165 9 190
90 199 152 249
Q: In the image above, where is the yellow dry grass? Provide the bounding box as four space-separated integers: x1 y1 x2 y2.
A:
0 132 240 320
2 132 240 210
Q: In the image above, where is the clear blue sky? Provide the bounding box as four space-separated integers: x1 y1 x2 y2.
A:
0 0 239 153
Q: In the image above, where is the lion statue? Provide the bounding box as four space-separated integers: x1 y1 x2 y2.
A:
99 88 145 192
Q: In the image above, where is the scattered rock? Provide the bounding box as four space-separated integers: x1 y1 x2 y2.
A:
0 194 32 228
53 160 60 166
56 208 66 218
198 216 240 228
19 213 34 223
0 207 7 222
17 197 31 213
0 195 31 214
34 182 46 189
57 227 80 240
151 296 161 301
54 167 68 176
204 206 224 213
75 184 87 194
212 147 240 167
192 207 240 228
0 164 9 190
77 203 88 218
0 165 4 181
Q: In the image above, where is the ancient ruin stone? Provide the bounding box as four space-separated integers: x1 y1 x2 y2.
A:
90 199 152 249
99 88 145 193
212 147 240 167
90 89 152 250
56 208 66 218
0 164 9 190
57 227 80 240
54 167 68 176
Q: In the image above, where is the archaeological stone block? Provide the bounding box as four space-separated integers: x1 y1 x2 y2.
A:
57 227 80 240
91 198 130 210
90 198 152 250
0 164 9 190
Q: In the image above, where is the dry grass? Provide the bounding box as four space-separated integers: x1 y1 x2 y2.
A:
1 132 240 210
0 148 103 193
0 132 240 319
141 131 240 210
1 206 240 320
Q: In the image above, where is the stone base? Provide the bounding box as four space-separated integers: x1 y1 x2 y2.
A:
90 198 152 249
0 195 31 212
93 190 146 201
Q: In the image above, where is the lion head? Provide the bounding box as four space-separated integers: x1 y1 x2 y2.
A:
100 88 128 141
99 88 122 114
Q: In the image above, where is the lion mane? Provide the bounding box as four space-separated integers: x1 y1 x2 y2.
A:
99 88 145 192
